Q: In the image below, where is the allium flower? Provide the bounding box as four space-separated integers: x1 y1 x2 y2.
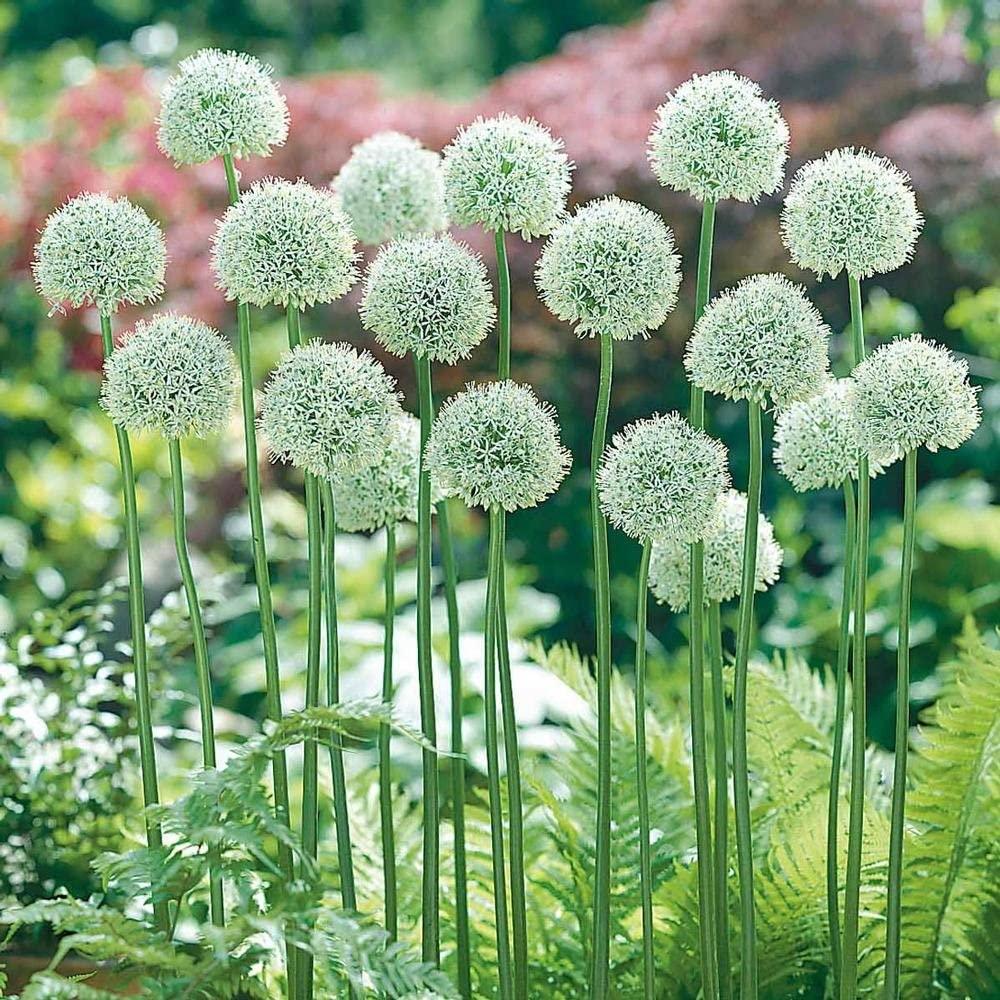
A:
535 197 682 340
852 335 980 461
100 313 236 439
649 490 783 611
684 273 830 408
442 113 572 238
597 413 729 542
425 380 571 512
157 49 289 166
33 193 166 315
781 148 922 280
359 235 495 363
212 179 358 309
647 71 789 203
260 341 400 478
332 131 447 245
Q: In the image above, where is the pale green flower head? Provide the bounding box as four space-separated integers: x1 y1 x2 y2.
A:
535 196 682 340
597 412 729 542
212 178 359 309
157 49 289 166
359 235 495 363
647 70 789 203
425 380 571 512
260 341 400 478
852 335 980 462
685 273 831 409
332 131 447 246
33 193 166 315
649 489 783 611
442 113 572 238
100 313 236 439
781 147 922 280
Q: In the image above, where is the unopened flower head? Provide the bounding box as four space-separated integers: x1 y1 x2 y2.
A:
157 49 289 166
33 194 166 315
535 197 681 340
100 313 236 439
685 273 830 408
212 178 358 309
649 490 783 611
852 335 980 461
442 113 572 238
360 235 495 363
597 413 729 542
425 380 571 512
260 341 400 478
647 71 789 203
332 131 447 245
781 148 922 279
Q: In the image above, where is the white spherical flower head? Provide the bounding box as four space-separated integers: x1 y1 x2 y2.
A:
852 335 980 462
649 490 783 611
157 49 289 166
33 193 166 315
442 113 572 239
260 341 400 478
781 148 922 279
333 131 447 246
647 71 789 203
360 235 495 363
535 197 682 340
685 273 830 409
425 380 571 512
597 413 729 542
212 179 358 309
100 313 236 439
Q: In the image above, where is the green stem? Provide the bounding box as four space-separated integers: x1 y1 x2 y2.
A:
634 540 654 996
733 399 763 1000
827 478 857 993
99 314 169 935
167 438 224 928
379 523 398 939
495 230 511 380
589 333 614 1000
884 449 917 999
415 353 440 964
689 200 717 429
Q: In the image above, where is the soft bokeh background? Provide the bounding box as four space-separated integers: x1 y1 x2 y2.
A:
1 0 997 907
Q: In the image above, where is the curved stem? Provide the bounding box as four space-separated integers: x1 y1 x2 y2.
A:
379 523 398 939
589 333 614 999
708 600 731 1000
634 540 654 996
884 449 917 999
733 399 763 1000
99 315 169 935
495 230 511 380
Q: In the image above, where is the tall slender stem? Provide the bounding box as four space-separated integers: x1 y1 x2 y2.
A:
99 314 169 935
379 523 399 939
827 478 857 991
733 399 763 1000
589 333 614 999
495 230 511 380
415 353 440 964
320 481 357 912
884 449 917 999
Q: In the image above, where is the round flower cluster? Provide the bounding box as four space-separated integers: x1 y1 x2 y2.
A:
426 380 571 512
649 490 783 611
332 131 447 246
331 413 422 532
157 49 289 166
781 147 922 280
260 341 400 478
100 313 236 439
685 273 830 409
442 114 572 238
597 413 729 542
852 335 980 461
535 197 682 340
647 71 789 203
33 194 166 316
360 235 495 363
212 179 358 309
